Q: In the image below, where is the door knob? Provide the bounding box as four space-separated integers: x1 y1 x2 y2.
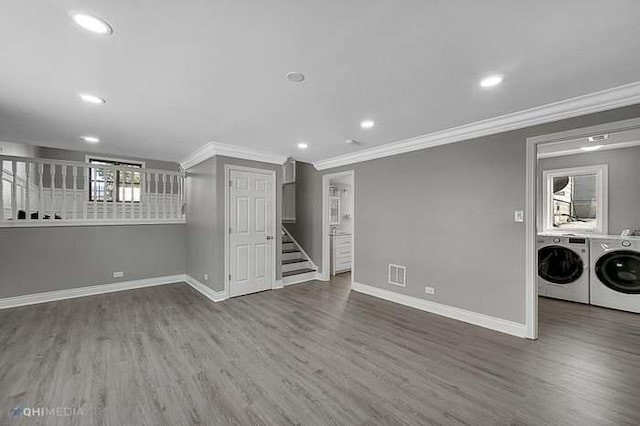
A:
266 235 274 240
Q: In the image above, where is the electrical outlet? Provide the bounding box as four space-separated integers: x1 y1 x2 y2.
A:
204 273 209 281
113 271 124 278
425 286 435 295
514 210 524 223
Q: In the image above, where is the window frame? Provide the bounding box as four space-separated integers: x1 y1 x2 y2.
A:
542 164 608 234
85 155 146 203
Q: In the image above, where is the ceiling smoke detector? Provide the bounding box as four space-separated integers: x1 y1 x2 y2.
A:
286 72 305 83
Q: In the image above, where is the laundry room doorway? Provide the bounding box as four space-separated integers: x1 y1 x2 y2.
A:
526 117 640 339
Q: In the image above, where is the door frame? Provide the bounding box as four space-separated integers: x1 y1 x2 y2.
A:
322 170 355 283
224 164 277 298
525 117 640 339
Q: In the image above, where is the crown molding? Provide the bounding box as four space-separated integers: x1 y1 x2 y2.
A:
313 81 640 170
180 141 288 169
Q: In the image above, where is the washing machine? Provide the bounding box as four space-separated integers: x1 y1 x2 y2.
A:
538 235 589 303
590 238 640 313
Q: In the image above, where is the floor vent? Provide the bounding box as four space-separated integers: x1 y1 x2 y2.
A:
388 264 406 287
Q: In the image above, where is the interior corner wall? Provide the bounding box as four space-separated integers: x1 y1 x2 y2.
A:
538 145 640 235
283 161 323 271
316 104 640 324
185 157 219 290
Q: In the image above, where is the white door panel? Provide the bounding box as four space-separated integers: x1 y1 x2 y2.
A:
229 169 274 297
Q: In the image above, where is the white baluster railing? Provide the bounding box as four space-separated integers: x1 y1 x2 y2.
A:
0 154 185 227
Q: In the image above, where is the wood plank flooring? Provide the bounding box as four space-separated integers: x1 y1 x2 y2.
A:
1 274 639 425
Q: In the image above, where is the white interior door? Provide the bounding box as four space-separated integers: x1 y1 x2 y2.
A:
229 168 274 297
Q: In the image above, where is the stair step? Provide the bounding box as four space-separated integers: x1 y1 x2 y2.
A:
282 242 295 251
282 249 301 254
282 268 316 277
282 258 308 265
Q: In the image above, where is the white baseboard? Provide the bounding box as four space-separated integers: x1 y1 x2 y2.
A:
0 274 186 310
273 279 284 289
184 275 227 302
282 271 320 286
351 282 527 338
316 272 330 282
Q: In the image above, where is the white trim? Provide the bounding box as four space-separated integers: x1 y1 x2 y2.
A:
184 275 227 302
224 164 277 298
180 142 288 170
315 272 330 282
273 279 284 289
322 171 355 283
313 81 640 170
351 282 527 338
537 139 640 159
541 164 608 235
281 225 318 270
525 117 640 341
84 154 146 169
282 271 318 286
0 274 185 310
525 138 538 339
0 218 185 228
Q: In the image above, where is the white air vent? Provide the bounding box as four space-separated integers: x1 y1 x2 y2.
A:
388 264 406 287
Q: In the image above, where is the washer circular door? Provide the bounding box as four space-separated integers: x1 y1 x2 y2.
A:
538 246 584 284
595 250 640 294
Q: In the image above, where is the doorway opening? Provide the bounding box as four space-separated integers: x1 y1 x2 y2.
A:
526 118 640 339
322 171 355 284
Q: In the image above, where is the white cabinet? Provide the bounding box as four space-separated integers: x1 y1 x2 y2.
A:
328 196 340 226
331 234 352 275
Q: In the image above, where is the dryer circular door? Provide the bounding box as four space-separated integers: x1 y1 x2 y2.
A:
538 246 584 284
595 250 640 294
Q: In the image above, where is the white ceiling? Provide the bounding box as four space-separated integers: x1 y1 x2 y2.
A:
1 0 640 164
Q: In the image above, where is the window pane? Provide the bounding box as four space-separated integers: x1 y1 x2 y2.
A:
552 174 597 230
88 159 142 202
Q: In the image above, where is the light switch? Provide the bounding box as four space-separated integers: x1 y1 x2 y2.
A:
514 210 524 223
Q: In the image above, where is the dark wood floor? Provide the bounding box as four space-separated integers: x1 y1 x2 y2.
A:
1 274 639 425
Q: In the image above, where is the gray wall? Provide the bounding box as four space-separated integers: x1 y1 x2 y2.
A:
306 104 640 324
539 145 640 234
0 224 186 298
284 161 323 270
185 155 283 292
185 157 218 289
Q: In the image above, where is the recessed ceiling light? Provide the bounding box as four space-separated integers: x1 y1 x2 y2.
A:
286 72 305 83
70 12 113 35
79 93 106 104
480 74 504 88
345 139 356 144
81 136 100 143
360 120 375 129
580 145 603 152
297 142 308 149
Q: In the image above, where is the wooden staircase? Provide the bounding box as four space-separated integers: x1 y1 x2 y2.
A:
281 227 316 282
